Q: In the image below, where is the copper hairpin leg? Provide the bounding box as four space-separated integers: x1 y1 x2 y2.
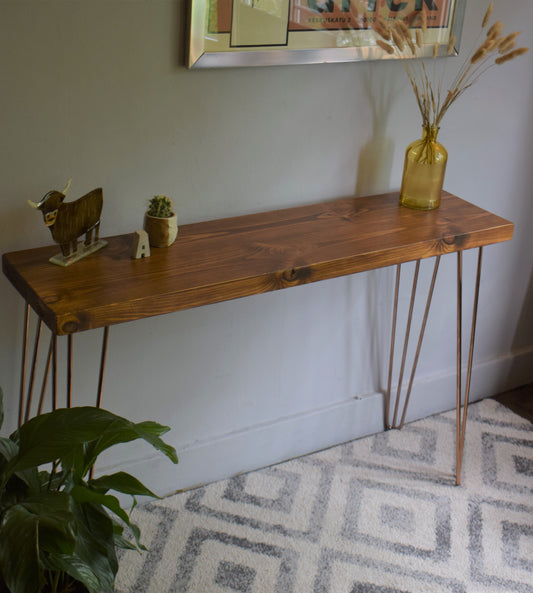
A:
18 304 30 428
24 318 43 422
18 311 57 422
52 334 58 411
96 326 109 409
456 247 483 485
19 310 48 424
18 309 110 423
67 334 73 408
385 263 402 429
90 326 109 479
385 256 441 430
37 335 53 416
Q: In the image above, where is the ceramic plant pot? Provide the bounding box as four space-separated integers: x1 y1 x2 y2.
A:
143 212 178 247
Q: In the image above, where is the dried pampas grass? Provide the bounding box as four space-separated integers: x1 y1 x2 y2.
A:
372 1 528 128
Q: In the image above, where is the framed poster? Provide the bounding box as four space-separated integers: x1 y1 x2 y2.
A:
188 0 466 68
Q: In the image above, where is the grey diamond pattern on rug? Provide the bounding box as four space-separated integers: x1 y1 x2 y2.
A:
116 399 533 593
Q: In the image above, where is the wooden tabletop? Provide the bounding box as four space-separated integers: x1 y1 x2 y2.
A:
2 191 514 335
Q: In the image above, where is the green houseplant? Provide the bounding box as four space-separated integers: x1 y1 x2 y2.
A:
0 388 178 593
143 195 178 248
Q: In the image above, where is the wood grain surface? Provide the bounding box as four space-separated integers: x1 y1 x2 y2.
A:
2 191 514 335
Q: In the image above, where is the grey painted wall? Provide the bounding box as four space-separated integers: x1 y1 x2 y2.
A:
1 0 532 495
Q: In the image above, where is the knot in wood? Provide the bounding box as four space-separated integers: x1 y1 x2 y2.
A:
44 294 60 304
281 266 312 285
441 234 467 251
61 320 79 334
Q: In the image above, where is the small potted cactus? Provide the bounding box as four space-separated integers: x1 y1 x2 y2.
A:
143 195 178 248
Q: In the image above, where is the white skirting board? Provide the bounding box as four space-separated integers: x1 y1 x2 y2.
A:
97 346 533 501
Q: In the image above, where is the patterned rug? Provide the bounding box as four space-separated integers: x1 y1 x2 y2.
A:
115 399 533 593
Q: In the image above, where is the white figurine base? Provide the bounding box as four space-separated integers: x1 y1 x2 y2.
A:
49 239 108 267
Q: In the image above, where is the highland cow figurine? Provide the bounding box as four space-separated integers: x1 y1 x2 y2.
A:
28 180 107 266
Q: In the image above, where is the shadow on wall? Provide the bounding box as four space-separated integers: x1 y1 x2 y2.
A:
354 68 399 197
510 263 533 384
508 76 533 389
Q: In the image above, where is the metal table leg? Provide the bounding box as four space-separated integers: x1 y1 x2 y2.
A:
96 326 109 408
385 256 440 430
18 304 30 427
456 247 483 485
17 308 110 420
385 249 483 485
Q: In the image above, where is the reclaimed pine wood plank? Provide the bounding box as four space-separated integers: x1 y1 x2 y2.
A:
2 191 514 335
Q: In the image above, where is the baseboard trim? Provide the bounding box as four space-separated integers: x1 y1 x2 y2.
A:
98 346 533 499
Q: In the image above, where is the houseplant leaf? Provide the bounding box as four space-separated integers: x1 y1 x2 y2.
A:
9 408 135 470
0 437 17 465
0 392 177 593
71 485 131 526
13 466 41 492
70 501 117 593
71 485 145 550
41 554 100 593
81 419 177 476
7 408 177 479
0 505 41 593
0 492 75 593
113 521 146 552
89 471 158 498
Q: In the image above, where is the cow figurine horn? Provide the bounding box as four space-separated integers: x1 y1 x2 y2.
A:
28 196 46 209
62 178 72 194
28 179 72 209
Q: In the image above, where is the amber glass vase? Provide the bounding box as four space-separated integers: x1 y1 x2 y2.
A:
399 125 448 210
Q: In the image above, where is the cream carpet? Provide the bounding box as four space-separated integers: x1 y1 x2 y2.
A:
116 399 533 593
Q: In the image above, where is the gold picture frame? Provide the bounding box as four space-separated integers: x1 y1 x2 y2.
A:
188 0 466 68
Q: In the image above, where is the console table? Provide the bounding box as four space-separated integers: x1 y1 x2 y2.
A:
2 191 514 485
